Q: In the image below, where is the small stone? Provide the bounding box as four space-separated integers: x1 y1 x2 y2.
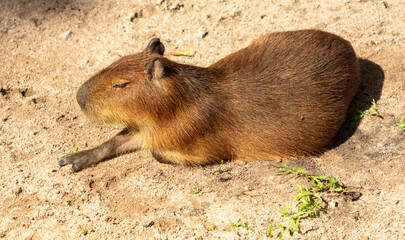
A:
144 221 155 228
329 200 338 207
130 10 143 21
195 28 208 39
346 191 361 201
169 2 184 11
219 177 231 182
379 149 397 156
60 30 72 40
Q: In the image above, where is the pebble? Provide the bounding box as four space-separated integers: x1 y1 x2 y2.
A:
329 200 338 207
60 30 73 40
169 3 184 11
195 28 208 39
379 149 397 155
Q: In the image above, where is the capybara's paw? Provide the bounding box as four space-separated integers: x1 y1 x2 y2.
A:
58 150 96 172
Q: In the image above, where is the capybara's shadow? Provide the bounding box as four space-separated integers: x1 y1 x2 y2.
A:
330 58 385 148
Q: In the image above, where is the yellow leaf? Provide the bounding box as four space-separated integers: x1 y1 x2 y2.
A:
169 49 196 57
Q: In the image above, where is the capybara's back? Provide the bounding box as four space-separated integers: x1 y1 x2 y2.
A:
211 30 361 161
71 29 361 168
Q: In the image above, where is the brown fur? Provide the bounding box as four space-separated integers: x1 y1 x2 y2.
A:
63 29 360 171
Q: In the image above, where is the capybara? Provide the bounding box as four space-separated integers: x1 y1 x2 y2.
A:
59 29 361 172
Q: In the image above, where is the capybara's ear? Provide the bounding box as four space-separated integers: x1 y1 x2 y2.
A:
146 38 165 55
146 58 165 82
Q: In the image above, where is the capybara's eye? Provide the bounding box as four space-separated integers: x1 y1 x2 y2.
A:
113 82 130 88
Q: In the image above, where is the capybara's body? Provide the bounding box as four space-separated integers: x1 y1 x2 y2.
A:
73 29 361 167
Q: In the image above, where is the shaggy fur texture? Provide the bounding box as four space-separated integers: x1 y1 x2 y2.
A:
67 29 360 170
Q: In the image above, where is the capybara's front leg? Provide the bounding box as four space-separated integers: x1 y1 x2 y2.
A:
58 128 141 172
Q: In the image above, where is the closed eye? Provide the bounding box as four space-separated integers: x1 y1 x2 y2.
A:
113 82 130 88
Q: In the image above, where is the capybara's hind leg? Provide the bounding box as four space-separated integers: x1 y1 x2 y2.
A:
58 128 141 172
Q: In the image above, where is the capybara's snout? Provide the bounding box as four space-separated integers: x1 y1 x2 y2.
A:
76 80 91 110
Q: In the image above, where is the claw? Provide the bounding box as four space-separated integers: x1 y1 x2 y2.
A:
58 151 94 172
58 156 68 166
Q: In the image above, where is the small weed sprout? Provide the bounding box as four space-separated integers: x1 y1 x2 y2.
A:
328 176 345 192
277 224 287 239
207 225 215 231
276 204 290 218
396 119 405 130
81 228 88 236
307 175 346 192
73 144 79 151
229 219 255 232
189 186 202 194
369 99 380 116
274 164 307 175
266 224 290 239
271 164 348 238
214 160 224 172
293 185 323 219
274 185 323 237
268 225 274 238
352 99 380 121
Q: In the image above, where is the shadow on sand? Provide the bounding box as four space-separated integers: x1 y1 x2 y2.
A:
331 58 385 148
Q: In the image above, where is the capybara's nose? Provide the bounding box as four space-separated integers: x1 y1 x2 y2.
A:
76 81 90 110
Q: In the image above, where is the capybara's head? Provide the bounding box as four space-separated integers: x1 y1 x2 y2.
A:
76 38 181 128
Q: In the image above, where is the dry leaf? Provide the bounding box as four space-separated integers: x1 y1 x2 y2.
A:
169 49 196 57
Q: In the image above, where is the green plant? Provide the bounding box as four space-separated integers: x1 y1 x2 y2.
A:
276 204 290 218
277 224 287 239
189 186 202 194
229 219 255 232
307 174 327 190
268 224 290 239
307 175 345 192
292 185 323 219
274 185 323 237
214 160 224 172
73 144 78 151
328 176 345 192
273 164 307 175
352 99 380 121
268 225 274 238
271 164 348 238
288 218 300 235
82 228 88 236
207 225 215 231
396 119 405 130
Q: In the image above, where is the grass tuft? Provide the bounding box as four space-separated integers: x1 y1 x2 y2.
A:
270 164 349 238
395 119 405 130
229 219 255 232
189 186 202 194
351 99 380 121
273 164 307 175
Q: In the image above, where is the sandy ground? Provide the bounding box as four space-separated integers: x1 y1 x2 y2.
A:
1 0 404 239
